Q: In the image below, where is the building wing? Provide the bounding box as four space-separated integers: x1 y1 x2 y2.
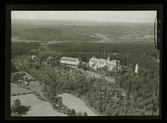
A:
89 57 99 63
60 57 80 66
106 60 117 66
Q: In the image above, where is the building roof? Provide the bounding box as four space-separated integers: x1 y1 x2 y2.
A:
31 55 36 59
106 60 117 66
99 59 106 62
108 66 115 70
61 56 79 61
112 59 120 63
89 57 99 62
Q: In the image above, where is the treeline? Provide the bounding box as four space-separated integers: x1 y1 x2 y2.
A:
12 42 159 76
48 42 158 57
48 42 159 70
12 42 40 56
12 25 101 41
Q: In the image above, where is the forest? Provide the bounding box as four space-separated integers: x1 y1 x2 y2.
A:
11 56 159 116
12 25 101 41
11 41 159 74
12 42 40 56
11 40 160 116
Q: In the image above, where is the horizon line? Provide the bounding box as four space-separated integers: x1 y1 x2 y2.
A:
12 18 154 24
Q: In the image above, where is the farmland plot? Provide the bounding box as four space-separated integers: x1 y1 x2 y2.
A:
11 94 67 116
11 84 32 95
27 81 46 99
58 93 97 116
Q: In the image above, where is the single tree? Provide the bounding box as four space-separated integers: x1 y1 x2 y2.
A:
82 112 88 116
76 111 83 116
70 109 76 116
11 99 21 113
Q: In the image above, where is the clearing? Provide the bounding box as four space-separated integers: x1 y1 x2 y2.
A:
58 93 97 116
11 94 67 116
27 81 46 100
11 84 32 95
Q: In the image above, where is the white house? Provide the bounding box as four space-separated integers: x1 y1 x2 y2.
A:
89 57 99 70
60 57 80 66
98 58 107 68
31 55 36 60
47 56 53 63
106 58 120 71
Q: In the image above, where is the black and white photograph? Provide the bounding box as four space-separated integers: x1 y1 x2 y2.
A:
7 5 162 119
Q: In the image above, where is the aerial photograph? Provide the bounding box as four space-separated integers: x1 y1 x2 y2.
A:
10 10 159 117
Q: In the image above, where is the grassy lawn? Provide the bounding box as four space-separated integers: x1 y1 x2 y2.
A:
11 94 67 116
58 93 97 116
11 84 32 95
27 81 46 100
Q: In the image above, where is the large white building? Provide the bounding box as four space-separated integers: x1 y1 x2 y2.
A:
31 55 36 60
89 56 120 71
60 57 80 66
89 57 99 69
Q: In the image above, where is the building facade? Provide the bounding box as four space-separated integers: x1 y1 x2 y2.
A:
98 59 107 68
89 57 99 70
89 56 120 71
60 57 80 66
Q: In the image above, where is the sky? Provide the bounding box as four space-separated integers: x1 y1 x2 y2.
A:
12 11 156 23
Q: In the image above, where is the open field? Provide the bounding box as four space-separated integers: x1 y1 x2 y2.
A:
58 93 97 116
11 84 32 95
11 94 67 116
27 81 46 100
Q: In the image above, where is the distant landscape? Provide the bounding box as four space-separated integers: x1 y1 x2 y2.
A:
12 19 154 43
11 19 159 117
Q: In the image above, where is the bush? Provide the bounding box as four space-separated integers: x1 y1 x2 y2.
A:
11 112 22 117
11 93 16 96
70 109 76 116
82 112 88 116
76 111 83 116
16 105 30 114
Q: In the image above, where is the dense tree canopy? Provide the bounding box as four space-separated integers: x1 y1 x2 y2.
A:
11 37 159 116
12 42 40 56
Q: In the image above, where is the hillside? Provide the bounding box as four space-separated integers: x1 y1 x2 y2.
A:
12 19 154 43
23 27 61 34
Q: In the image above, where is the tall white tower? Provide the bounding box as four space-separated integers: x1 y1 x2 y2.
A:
107 56 110 61
135 63 139 74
